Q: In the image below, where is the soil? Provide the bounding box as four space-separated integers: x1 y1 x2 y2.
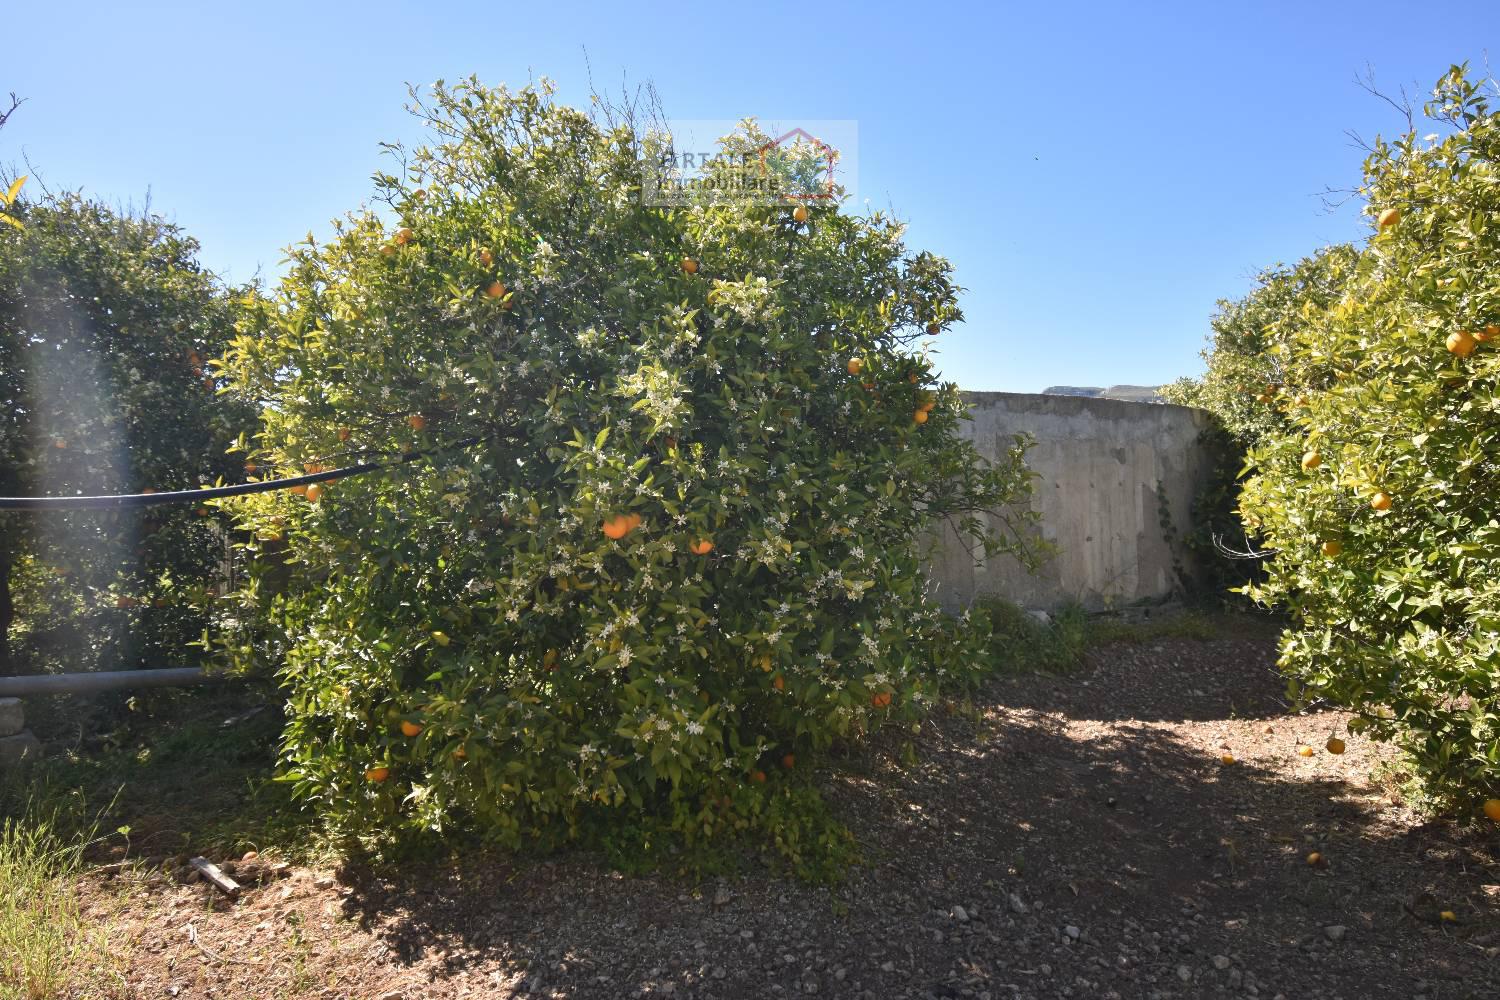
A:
80 619 1498 999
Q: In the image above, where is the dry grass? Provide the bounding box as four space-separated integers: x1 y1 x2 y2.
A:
0 809 118 1000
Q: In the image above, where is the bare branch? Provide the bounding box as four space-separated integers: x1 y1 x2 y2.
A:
1353 65 1414 130
0 92 24 132
1212 533 1277 561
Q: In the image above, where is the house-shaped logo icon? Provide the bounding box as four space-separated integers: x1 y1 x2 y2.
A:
756 127 839 203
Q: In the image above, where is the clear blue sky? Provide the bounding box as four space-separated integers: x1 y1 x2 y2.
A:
4 2 1494 391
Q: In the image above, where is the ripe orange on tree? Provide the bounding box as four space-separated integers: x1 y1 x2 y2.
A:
914 409 929 424
393 227 414 245
400 720 424 737
479 247 494 266
1475 323 1499 343
304 483 324 504
603 514 638 540
750 769 767 784
926 322 940 336
689 538 714 555
484 280 507 300
680 256 699 274
782 753 796 769
1482 799 1500 822
772 673 785 691
847 357 863 375
1447 330 1477 357
1370 492 1393 512
407 413 427 431
1377 206 1401 229
1301 450 1321 470
1321 539 1343 557
337 426 351 442
792 204 808 223
365 766 390 783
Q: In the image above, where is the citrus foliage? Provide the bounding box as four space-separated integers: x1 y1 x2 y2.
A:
1160 247 1363 599
0 196 256 675
220 80 1035 854
1230 66 1500 809
1161 245 1360 445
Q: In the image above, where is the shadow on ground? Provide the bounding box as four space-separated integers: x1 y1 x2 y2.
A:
317 631 1496 999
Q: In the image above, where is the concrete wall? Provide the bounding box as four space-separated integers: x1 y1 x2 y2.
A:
928 392 1215 612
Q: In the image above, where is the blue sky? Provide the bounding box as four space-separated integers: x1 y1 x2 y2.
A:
4 2 1495 391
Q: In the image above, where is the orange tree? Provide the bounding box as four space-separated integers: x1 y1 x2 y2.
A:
1160 247 1362 597
1162 245 1360 444
0 195 256 675
1236 66 1500 810
219 80 1035 859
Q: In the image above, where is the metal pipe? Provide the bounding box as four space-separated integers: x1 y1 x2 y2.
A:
0 667 221 697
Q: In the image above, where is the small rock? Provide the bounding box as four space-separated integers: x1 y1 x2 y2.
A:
834 968 847 982
712 967 726 980
659 984 676 996
1176 965 1193 983
1212 954 1231 970
952 905 969 923
1064 925 1080 940
880 961 895 973
1324 925 1346 942
378 992 403 1000
314 875 336 890
1008 893 1029 915
713 887 732 907
739 929 755 940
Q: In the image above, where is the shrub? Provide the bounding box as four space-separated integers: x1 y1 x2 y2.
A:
1162 245 1361 446
0 196 257 676
219 80 1036 857
1161 247 1364 601
1236 66 1500 811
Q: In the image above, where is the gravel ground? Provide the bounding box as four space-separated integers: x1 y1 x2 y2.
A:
83 620 1498 999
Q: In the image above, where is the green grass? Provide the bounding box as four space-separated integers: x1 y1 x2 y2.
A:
974 597 1239 674
0 808 117 1000
3 683 324 867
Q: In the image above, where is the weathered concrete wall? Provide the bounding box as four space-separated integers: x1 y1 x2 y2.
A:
928 392 1215 611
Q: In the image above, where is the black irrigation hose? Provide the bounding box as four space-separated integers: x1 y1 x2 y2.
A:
0 435 489 511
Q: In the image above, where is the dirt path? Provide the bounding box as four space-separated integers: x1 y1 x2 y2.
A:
86 622 1498 999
